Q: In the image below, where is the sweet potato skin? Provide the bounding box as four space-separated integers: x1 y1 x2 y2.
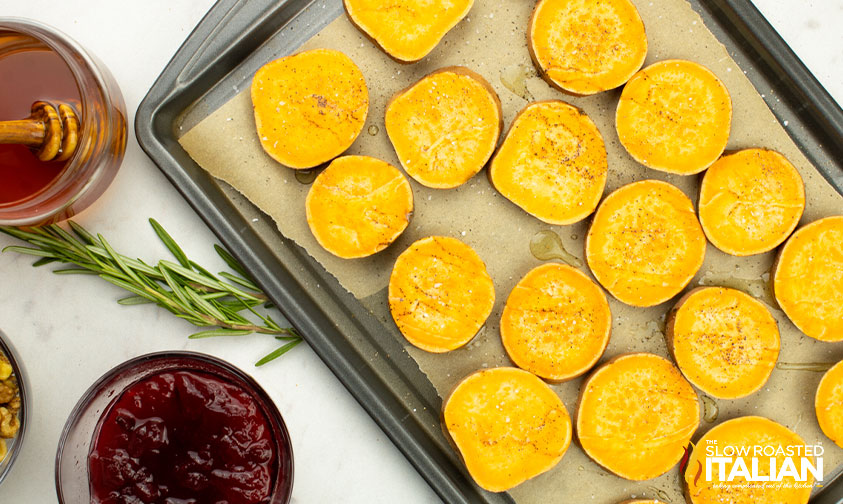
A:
388 236 495 352
699 148 805 256
576 353 700 481
815 360 843 448
305 155 414 259
683 416 812 504
488 100 608 225
772 216 843 341
500 263 611 382
585 180 706 307
528 0 648 96
343 0 474 64
665 287 780 399
443 367 572 492
616 59 732 175
251 48 368 169
385 66 503 189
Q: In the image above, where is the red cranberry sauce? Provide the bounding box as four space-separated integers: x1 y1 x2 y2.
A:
89 370 277 503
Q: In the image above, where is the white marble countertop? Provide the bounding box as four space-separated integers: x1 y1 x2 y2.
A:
0 1 840 502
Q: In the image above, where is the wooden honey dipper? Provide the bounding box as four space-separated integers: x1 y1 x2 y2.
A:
0 101 80 162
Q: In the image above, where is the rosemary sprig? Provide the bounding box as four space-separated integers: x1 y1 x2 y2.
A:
0 219 302 366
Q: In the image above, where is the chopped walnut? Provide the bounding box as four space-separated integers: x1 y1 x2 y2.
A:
0 352 20 457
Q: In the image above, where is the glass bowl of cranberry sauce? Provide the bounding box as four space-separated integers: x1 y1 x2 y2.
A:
55 352 293 504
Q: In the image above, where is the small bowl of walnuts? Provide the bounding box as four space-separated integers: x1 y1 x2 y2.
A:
0 329 25 486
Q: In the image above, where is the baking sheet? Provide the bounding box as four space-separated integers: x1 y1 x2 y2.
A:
179 0 843 501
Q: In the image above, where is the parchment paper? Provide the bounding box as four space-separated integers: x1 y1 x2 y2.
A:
180 0 843 501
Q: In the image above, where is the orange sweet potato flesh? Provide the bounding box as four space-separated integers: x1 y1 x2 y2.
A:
305 155 414 259
585 180 706 307
251 49 368 169
684 416 812 504
501 263 611 382
666 287 780 399
773 216 843 341
443 367 572 492
385 67 503 189
344 0 473 63
699 149 805 256
616 60 732 175
816 360 843 448
577 353 699 481
489 101 608 225
528 0 647 96
389 236 495 352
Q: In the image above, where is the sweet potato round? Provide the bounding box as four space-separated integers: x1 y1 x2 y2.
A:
576 353 699 481
389 236 495 352
666 287 780 399
500 263 611 382
489 101 608 225
528 0 647 96
684 416 812 504
443 367 572 492
772 216 843 341
699 148 805 256
616 59 732 175
816 360 843 448
344 0 473 63
251 48 368 169
385 67 503 189
305 155 414 259
585 180 706 307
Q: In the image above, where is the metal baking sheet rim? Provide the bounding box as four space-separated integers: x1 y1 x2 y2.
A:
135 0 843 502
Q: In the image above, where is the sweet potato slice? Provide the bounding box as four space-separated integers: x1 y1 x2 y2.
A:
666 287 780 399
489 101 608 225
344 0 473 63
305 155 414 259
251 49 368 169
585 180 706 307
699 149 805 256
528 0 647 96
684 416 812 504
772 216 843 341
388 236 495 352
616 60 732 175
577 353 699 480
385 67 503 189
816 360 843 448
443 367 572 492
500 263 611 382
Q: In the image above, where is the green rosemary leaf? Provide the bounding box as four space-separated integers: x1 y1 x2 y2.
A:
218 271 260 292
68 220 97 245
53 268 99 275
117 295 154 305
189 328 254 339
184 288 227 322
256 339 302 366
31 257 59 267
149 219 191 268
214 244 253 281
99 274 158 302
2 246 58 258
